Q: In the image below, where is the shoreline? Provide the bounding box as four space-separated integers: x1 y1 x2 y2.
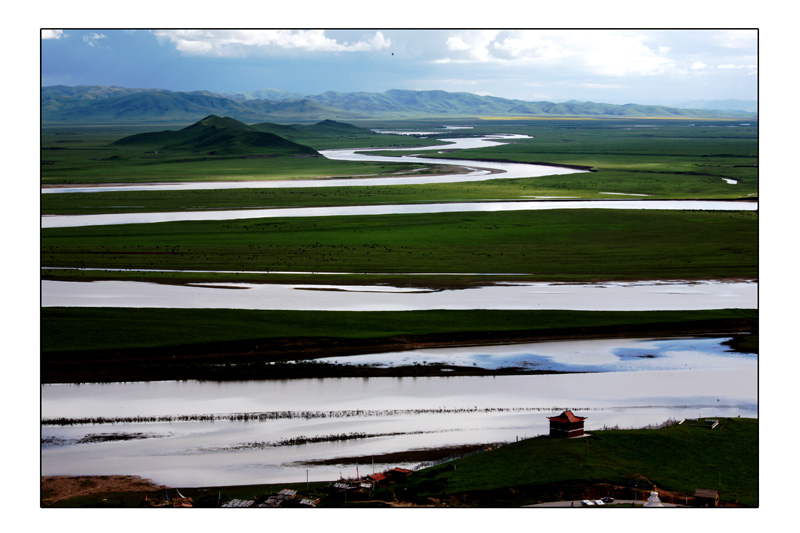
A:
41 318 756 384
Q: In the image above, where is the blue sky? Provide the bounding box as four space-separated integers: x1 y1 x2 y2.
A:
41 29 757 106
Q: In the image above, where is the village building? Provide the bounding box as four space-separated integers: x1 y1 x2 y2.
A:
367 473 387 485
694 488 720 507
547 410 587 438
384 467 413 482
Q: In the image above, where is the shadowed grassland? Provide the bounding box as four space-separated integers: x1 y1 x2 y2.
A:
386 417 757 507
40 307 756 382
41 307 757 353
41 209 757 283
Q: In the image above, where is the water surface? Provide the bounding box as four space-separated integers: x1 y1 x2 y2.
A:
41 279 757 311
41 199 756 229
41 359 757 487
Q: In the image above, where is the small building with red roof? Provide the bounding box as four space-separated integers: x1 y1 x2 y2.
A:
547 410 587 438
367 473 387 484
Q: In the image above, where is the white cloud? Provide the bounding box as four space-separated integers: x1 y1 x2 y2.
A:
691 61 710 70
718 63 758 76
578 33 675 76
714 30 758 50
440 30 499 62
434 30 676 76
82 32 107 47
153 30 390 56
41 30 64 40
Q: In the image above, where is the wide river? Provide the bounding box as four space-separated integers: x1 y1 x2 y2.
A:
41 336 756 487
41 279 756 311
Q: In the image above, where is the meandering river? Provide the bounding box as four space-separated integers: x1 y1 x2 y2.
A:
41 131 758 488
41 134 584 194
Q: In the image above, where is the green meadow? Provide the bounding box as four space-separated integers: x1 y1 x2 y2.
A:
41 119 756 214
384 416 758 507
368 119 758 199
41 307 756 354
41 125 443 185
41 209 757 283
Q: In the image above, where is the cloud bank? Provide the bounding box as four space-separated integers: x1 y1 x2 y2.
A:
153 30 390 56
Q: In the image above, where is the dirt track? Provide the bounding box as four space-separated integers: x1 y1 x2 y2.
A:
41 475 162 506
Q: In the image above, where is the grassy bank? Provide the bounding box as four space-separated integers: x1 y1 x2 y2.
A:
386 417 758 507
41 209 758 283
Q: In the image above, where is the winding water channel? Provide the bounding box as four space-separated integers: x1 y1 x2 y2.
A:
41 279 756 311
41 135 582 194
41 132 758 487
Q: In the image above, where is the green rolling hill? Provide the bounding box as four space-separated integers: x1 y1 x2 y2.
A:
112 115 319 156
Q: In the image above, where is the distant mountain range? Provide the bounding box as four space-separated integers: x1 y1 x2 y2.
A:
42 85 757 125
676 99 757 113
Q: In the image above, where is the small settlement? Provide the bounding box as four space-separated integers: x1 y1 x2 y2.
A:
207 468 414 508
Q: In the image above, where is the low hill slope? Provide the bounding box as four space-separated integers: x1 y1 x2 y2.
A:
112 115 319 156
386 417 757 507
250 119 378 149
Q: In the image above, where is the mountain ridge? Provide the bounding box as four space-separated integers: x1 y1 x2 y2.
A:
42 85 757 124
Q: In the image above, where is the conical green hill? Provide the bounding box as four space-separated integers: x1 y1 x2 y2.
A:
113 115 318 156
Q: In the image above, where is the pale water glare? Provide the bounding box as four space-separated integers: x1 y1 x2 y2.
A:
41 358 756 487
41 279 756 311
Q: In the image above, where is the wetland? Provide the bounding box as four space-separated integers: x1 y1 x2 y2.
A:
41 117 758 490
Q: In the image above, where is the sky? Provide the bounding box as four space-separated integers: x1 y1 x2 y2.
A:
40 29 757 106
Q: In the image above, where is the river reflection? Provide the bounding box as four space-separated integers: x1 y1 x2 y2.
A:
317 336 756 372
41 353 757 487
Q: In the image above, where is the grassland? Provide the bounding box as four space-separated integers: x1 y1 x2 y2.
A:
41 119 756 214
41 209 757 283
367 119 758 199
41 125 445 185
41 119 758 377
385 416 758 507
40 117 758 504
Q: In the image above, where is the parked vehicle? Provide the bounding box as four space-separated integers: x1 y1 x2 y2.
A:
601 497 615 503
